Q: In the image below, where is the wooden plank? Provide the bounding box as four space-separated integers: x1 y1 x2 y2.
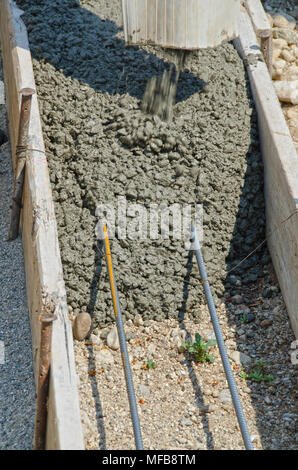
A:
244 0 272 76
235 11 298 339
245 0 271 34
0 0 84 449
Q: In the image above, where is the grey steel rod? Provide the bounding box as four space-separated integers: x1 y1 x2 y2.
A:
191 225 253 450
101 222 143 450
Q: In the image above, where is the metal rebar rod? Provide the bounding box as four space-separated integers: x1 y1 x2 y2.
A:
191 225 253 450
33 313 56 450
101 222 143 450
8 88 35 241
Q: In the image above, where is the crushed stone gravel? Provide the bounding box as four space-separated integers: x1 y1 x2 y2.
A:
0 48 35 450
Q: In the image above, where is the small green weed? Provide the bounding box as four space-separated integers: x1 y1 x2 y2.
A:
239 361 274 383
142 358 156 370
183 333 217 363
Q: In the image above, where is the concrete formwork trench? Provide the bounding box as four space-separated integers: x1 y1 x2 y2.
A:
1 0 297 450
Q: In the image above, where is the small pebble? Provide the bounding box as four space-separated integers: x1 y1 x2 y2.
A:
73 312 92 341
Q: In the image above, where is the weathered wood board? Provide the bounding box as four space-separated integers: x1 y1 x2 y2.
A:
235 9 298 339
245 0 271 34
0 0 84 449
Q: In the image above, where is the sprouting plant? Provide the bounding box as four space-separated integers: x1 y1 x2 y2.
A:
183 333 217 363
239 361 274 383
240 314 248 324
142 358 156 370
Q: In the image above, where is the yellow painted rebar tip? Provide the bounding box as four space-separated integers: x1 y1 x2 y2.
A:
102 223 118 317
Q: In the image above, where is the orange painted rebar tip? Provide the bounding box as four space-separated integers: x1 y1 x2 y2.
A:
102 223 118 317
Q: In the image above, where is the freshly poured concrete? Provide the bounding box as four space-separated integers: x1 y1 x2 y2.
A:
16 0 268 327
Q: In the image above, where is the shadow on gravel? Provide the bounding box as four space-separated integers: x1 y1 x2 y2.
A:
85 345 107 449
178 250 215 450
19 0 203 103
86 239 106 449
88 240 104 320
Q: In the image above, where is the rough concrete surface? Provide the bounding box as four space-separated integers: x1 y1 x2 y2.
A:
16 0 268 330
0 49 35 450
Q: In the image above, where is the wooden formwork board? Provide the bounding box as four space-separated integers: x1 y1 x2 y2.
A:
244 0 271 34
0 0 84 449
234 9 298 339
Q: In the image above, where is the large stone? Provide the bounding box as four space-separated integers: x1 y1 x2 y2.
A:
280 49 295 63
231 294 244 305
230 350 252 366
273 38 288 50
274 80 298 105
234 304 250 315
133 314 143 327
272 58 287 79
272 47 281 62
73 312 92 341
283 64 298 81
260 319 273 328
273 28 298 46
219 389 232 405
272 13 296 30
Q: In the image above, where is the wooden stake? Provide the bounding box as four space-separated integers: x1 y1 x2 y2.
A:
258 29 272 78
8 88 35 241
33 313 56 450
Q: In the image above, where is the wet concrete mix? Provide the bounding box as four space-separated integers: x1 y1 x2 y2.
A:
17 0 269 327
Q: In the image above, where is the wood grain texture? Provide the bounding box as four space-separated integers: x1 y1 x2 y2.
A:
245 0 271 33
0 0 84 449
245 0 272 76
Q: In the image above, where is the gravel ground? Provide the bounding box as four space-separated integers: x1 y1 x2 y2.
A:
261 0 297 17
73 266 297 450
0 49 35 449
14 0 298 450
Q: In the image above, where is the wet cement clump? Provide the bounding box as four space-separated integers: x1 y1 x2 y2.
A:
17 0 268 327
141 51 187 121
